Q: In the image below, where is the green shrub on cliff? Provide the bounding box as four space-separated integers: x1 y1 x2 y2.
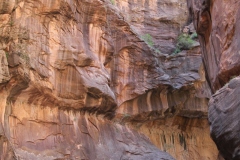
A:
141 34 154 47
141 34 161 54
110 0 115 5
176 33 194 50
173 33 196 55
190 32 198 39
5 51 9 59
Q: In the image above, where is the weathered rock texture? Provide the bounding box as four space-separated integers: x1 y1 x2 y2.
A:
116 50 211 119
115 0 189 54
130 117 219 160
0 0 220 159
188 0 240 92
188 0 240 159
209 77 240 160
0 97 174 159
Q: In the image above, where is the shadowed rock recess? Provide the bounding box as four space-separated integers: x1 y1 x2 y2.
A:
188 0 240 159
0 0 224 159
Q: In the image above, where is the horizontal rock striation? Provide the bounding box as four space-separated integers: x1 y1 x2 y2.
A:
0 95 174 159
0 0 220 159
116 50 211 121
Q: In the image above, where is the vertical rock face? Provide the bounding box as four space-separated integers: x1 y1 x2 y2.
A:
0 96 174 159
0 0 219 159
131 117 219 160
114 0 189 54
209 77 240 160
188 0 240 92
188 0 240 159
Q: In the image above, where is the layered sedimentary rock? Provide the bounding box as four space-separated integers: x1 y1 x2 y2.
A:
0 96 174 159
116 49 210 119
135 117 219 160
188 0 240 159
188 0 240 92
209 77 240 160
0 0 220 159
115 0 189 54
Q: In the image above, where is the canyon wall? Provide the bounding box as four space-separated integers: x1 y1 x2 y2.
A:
0 0 220 159
188 0 240 159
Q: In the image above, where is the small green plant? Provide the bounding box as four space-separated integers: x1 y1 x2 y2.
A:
172 33 196 55
110 0 115 5
141 34 154 47
5 51 9 59
123 113 130 118
190 32 198 39
140 33 161 54
9 21 14 27
172 48 181 55
230 75 237 80
155 49 161 54
177 33 194 50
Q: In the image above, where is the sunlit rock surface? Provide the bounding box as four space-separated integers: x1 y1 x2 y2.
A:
0 0 220 159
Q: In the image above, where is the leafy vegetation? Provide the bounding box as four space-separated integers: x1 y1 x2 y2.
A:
155 49 161 54
173 32 198 55
110 0 115 5
177 34 194 50
190 32 198 39
9 20 14 27
141 34 161 54
141 34 154 47
230 75 237 80
123 113 131 118
172 48 181 55
5 51 9 59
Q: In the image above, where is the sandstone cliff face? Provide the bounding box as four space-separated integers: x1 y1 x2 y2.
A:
188 0 240 92
0 99 174 159
130 117 219 160
188 0 240 159
209 77 240 160
0 0 219 159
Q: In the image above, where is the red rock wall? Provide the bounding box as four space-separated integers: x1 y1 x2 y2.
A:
132 117 219 160
0 0 220 159
188 0 240 92
188 0 240 159
209 78 240 160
